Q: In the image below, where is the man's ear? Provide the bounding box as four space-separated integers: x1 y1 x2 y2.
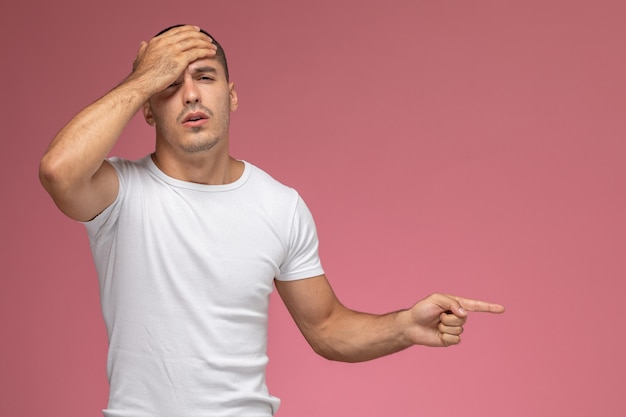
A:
142 101 155 126
229 82 238 111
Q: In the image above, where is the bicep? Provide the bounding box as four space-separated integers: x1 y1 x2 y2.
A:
275 274 345 336
42 160 119 222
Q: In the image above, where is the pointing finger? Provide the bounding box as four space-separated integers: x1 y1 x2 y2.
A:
450 295 505 314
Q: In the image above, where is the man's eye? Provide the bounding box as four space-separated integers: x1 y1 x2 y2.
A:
200 76 215 81
168 81 182 88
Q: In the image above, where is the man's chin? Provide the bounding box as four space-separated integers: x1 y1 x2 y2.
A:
179 137 221 154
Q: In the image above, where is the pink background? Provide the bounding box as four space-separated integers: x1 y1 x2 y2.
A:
2 1 625 416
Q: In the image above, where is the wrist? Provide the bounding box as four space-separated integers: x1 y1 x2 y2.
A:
121 70 162 101
394 309 416 347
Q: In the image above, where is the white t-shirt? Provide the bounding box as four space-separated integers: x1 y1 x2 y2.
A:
85 156 324 417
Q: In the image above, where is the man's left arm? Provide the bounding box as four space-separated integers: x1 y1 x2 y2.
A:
275 275 505 362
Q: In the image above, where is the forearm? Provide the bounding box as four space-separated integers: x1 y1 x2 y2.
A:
307 306 414 363
40 76 151 190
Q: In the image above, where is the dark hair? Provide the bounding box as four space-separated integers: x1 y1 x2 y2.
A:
155 24 229 81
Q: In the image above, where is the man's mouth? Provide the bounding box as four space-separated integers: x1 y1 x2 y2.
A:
182 112 209 125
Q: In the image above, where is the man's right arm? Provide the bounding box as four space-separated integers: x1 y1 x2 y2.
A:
39 25 217 221
39 81 150 221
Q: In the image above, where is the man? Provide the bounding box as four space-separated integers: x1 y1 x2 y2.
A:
40 25 505 417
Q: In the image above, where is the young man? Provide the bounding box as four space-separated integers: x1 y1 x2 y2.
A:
40 25 504 417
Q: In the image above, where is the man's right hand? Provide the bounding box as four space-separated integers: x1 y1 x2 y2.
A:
130 25 217 96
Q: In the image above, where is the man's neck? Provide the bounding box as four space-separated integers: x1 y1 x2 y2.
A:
151 149 244 185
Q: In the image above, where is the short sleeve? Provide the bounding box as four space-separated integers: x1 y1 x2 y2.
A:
82 157 125 240
277 196 324 281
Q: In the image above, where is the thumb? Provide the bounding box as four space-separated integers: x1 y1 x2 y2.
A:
438 294 468 318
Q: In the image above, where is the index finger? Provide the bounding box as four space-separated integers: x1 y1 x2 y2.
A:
450 295 505 314
151 25 215 50
155 24 208 38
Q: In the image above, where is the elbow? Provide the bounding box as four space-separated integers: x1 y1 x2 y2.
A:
300 306 367 363
39 153 71 195
39 147 88 195
300 324 344 362
307 334 364 363
312 347 356 363
39 154 60 193
309 340 340 362
38 154 84 220
310 343 344 362
311 345 364 364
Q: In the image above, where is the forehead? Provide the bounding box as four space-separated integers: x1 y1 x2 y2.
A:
185 57 226 77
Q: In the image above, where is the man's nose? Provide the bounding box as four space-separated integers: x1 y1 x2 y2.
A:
182 78 200 105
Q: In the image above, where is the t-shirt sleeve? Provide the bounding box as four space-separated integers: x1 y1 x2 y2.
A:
82 157 126 240
277 195 324 281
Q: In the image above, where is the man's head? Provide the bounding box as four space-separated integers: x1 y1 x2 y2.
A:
141 25 238 158
155 24 229 81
